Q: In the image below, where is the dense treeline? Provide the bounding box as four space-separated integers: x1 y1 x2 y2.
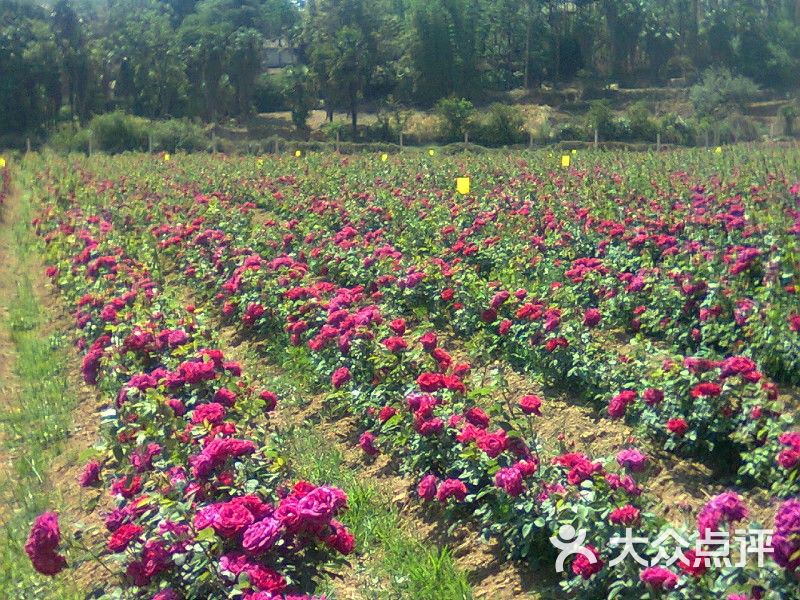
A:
2 0 800 139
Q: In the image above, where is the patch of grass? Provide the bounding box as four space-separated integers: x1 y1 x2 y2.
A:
0 178 81 599
211 293 473 598
284 426 473 600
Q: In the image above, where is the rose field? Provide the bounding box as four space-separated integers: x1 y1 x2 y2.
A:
0 146 798 599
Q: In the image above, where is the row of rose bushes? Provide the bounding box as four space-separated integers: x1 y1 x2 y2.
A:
27 153 799 597
215 150 799 385
162 202 800 598
25 165 353 599
146 153 800 498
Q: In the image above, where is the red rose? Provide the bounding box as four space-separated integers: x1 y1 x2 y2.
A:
691 382 722 398
259 390 278 411
108 523 143 552
667 418 689 437
382 336 408 353
464 407 490 428
417 372 445 392
643 388 664 405
388 318 406 335
583 308 602 327
609 505 641 525
419 331 438 351
571 545 603 579
677 550 707 577
212 502 255 538
476 430 507 458
519 394 542 416
331 367 351 389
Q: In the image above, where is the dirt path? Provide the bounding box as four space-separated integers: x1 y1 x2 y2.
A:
218 328 557 599
0 167 23 517
0 166 111 594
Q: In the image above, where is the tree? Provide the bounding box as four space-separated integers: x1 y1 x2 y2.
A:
51 0 92 123
282 65 317 132
409 0 480 103
229 28 264 117
106 0 187 118
303 0 387 135
0 0 62 134
180 21 228 120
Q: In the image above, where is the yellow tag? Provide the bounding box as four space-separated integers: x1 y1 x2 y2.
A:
428 149 435 156
295 150 302 157
0 157 5 169
456 177 470 195
714 146 722 154
256 158 264 167
561 154 571 168
381 153 388 162
571 149 577 154
163 153 170 162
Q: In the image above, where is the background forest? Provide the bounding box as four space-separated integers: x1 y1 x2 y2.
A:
3 0 800 148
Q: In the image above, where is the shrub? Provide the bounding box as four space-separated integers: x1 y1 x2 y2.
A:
404 113 441 145
720 113 761 143
626 101 658 141
150 119 208 153
779 101 798 136
555 120 586 142
690 68 759 121
253 73 289 113
585 100 613 138
660 54 697 81
658 113 697 146
86 111 148 153
320 120 348 142
473 103 526 146
434 97 474 142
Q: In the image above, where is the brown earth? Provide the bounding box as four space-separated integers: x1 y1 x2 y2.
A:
0 168 114 594
217 326 560 599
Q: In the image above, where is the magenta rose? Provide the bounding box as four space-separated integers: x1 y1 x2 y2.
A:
242 518 283 554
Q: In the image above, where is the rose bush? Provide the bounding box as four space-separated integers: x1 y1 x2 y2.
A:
24 148 800 599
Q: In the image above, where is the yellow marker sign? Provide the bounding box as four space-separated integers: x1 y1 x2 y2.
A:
163 153 170 162
0 157 5 169
295 150 302 157
571 149 577 154
456 177 470 195
381 153 388 162
714 146 722 154
561 154 571 168
256 158 264 167
428 149 435 156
